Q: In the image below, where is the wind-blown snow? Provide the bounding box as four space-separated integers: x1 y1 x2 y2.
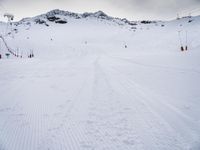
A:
0 10 200 150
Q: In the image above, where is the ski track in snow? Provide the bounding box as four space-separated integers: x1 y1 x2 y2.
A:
0 51 200 150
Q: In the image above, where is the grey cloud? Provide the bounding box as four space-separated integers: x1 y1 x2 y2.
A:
105 0 200 19
0 0 200 21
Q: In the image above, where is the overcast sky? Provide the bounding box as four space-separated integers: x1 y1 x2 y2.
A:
0 0 200 21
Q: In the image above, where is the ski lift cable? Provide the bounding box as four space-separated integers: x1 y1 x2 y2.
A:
0 36 19 57
190 7 200 14
178 6 200 17
189 8 200 15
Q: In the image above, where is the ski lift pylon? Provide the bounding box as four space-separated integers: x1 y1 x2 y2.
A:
4 13 14 21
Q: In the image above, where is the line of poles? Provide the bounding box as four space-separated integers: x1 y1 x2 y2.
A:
0 48 35 59
0 36 35 59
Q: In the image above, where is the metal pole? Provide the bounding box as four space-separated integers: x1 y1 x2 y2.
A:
185 30 188 50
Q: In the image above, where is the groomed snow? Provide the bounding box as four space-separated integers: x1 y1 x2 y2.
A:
0 12 200 150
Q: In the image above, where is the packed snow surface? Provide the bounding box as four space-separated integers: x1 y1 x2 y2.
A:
0 10 200 150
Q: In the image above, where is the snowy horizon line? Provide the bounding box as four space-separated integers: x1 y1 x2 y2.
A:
1 9 200 23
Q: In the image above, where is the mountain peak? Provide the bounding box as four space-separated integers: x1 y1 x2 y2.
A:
93 11 108 17
45 9 108 18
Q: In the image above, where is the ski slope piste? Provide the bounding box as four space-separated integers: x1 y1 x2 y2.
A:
0 9 200 150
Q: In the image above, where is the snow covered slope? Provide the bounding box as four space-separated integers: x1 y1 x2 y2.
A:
0 10 200 150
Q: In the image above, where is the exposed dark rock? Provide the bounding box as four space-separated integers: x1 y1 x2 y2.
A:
82 13 91 18
35 18 49 26
141 20 152 24
47 16 60 22
82 11 110 19
47 9 81 19
129 22 137 26
35 19 46 24
188 20 193 23
122 18 129 24
131 27 137 29
55 20 67 24
93 11 108 19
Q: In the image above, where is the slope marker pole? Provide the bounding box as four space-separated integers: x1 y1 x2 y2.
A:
178 31 184 51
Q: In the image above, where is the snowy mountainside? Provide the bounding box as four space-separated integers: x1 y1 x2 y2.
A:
0 10 200 150
0 9 199 59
